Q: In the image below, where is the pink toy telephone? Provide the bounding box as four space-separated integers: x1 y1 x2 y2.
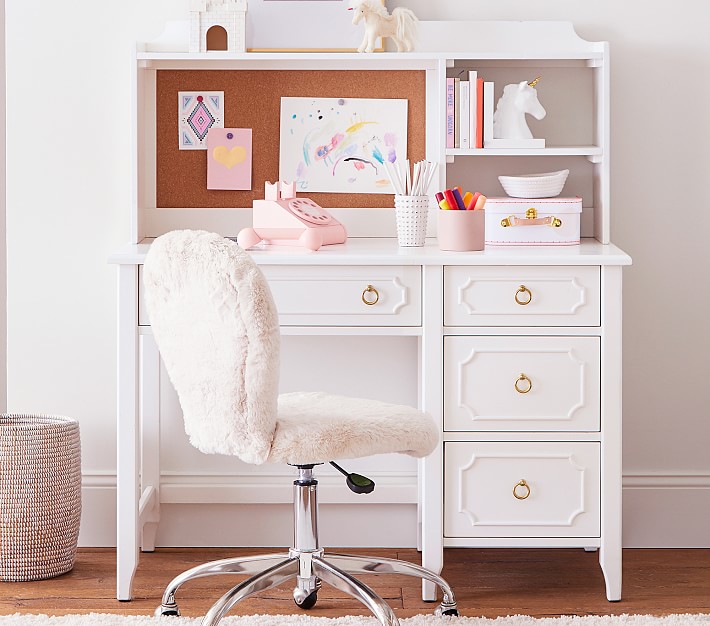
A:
237 181 347 251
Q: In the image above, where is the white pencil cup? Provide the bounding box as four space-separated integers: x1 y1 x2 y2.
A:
394 195 430 247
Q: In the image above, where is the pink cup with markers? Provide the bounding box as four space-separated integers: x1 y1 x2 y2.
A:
438 209 485 251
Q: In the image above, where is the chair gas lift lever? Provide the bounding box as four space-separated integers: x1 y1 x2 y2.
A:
329 461 376 494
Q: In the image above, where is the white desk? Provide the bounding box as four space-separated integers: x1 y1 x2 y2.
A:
110 237 631 602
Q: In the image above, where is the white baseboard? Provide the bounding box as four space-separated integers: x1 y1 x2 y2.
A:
622 473 710 548
78 473 117 547
152 503 418 548
78 472 418 548
79 472 710 548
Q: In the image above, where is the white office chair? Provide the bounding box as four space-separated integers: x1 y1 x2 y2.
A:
143 230 458 626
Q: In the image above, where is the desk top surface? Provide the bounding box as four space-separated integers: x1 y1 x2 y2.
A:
109 237 631 267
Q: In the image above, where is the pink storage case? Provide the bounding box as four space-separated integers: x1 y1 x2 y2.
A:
485 197 582 246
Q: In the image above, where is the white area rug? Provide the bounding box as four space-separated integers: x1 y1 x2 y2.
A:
1 614 710 626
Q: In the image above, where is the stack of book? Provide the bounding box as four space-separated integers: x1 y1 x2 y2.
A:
445 71 494 150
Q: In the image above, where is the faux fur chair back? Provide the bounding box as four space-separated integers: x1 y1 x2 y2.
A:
143 230 281 464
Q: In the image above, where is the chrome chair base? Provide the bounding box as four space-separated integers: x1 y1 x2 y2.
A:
155 467 458 626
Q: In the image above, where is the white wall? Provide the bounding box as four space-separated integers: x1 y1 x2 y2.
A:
5 1 710 547
1 0 6 412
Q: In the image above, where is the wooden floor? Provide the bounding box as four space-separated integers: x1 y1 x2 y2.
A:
1 548 709 618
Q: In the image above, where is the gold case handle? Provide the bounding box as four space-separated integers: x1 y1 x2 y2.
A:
361 285 380 306
513 479 531 500
501 207 562 228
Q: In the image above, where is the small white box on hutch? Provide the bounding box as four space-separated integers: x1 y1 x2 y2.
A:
485 197 582 246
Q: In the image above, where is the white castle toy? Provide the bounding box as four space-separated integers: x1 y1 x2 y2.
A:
190 0 247 53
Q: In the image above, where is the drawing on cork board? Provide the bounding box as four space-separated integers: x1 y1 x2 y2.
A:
279 96 407 194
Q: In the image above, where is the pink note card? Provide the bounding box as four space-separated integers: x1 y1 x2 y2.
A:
207 128 252 190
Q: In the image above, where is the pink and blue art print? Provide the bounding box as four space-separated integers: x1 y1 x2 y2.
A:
279 96 408 194
178 91 225 150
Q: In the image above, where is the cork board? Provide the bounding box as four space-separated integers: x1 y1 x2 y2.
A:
156 70 426 208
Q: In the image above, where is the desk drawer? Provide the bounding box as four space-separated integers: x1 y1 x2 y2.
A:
444 266 600 326
444 336 600 432
444 441 600 538
139 265 421 327
260 265 421 327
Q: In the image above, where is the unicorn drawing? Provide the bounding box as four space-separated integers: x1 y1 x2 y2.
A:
492 76 546 140
350 0 419 53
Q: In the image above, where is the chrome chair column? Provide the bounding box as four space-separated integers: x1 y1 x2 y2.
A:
294 466 319 552
291 466 323 609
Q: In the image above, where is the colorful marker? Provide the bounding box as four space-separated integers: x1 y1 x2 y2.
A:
443 188 459 211
451 188 467 210
466 191 481 210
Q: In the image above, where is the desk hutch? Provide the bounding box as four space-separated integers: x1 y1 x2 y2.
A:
110 20 631 605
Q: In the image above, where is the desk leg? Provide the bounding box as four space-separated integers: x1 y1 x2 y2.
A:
139 333 161 552
599 419 622 602
421 451 444 602
420 266 444 602
600 265 623 602
117 265 139 601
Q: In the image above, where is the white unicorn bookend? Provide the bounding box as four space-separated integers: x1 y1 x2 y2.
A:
490 76 547 148
350 0 418 53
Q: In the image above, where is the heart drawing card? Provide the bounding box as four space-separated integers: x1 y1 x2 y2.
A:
207 128 253 190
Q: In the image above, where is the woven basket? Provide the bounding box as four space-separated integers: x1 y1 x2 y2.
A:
0 414 82 581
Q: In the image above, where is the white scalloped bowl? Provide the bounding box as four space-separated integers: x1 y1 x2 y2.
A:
498 169 569 198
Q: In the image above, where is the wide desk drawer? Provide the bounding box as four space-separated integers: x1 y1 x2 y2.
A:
258 265 421 327
139 265 421 327
444 336 600 432
444 266 601 327
444 441 600 538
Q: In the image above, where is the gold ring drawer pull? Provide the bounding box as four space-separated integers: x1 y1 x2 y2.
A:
513 479 531 500
361 285 380 306
514 285 532 305
514 373 532 394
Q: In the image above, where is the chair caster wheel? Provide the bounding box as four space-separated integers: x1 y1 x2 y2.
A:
442 609 459 616
294 590 318 610
155 604 180 617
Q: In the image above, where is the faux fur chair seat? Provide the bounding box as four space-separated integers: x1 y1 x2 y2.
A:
272 391 438 465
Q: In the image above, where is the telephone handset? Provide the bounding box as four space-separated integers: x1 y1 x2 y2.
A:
237 181 347 251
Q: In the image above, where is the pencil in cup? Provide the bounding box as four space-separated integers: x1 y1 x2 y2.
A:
381 156 438 196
